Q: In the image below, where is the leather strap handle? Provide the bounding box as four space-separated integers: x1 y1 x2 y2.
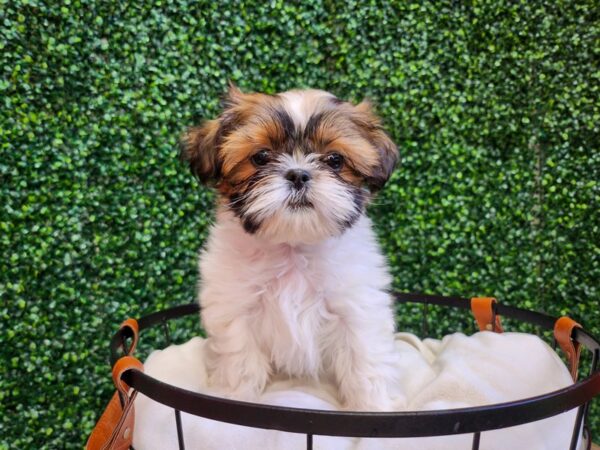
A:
112 355 143 395
119 318 139 356
87 356 144 450
470 297 504 333
554 316 582 381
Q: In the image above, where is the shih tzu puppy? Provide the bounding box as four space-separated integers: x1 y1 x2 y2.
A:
181 85 400 411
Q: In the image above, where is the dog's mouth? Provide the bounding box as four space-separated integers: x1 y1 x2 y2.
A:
286 194 314 210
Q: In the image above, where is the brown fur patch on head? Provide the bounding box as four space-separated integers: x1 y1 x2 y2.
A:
220 115 286 177
180 84 276 185
182 87 398 194
303 110 378 185
301 100 398 191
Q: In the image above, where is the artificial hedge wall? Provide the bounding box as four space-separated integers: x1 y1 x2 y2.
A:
1 1 598 448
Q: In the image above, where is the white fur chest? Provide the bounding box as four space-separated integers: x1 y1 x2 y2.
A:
198 209 393 382
253 244 329 377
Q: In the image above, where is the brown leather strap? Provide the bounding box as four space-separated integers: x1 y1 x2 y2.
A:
119 318 139 356
112 355 143 395
86 391 137 450
554 316 582 381
86 356 143 450
470 297 504 333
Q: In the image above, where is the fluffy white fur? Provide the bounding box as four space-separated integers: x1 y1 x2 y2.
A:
278 89 336 128
199 208 402 410
185 87 401 410
233 151 364 244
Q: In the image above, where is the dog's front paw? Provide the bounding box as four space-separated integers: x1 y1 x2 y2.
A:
207 381 262 402
207 375 264 403
343 394 395 412
228 384 263 403
205 340 270 402
340 378 396 412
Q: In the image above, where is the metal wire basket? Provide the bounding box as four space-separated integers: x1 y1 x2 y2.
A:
102 292 600 450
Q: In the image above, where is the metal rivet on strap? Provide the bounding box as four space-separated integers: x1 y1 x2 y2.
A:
123 427 131 440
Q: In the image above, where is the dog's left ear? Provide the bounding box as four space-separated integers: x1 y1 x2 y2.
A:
353 100 399 191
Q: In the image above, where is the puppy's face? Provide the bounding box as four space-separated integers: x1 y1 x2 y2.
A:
182 86 398 244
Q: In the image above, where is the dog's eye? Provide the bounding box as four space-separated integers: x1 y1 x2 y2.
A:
251 149 271 166
323 152 344 171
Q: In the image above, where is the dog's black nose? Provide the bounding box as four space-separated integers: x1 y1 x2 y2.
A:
285 169 311 190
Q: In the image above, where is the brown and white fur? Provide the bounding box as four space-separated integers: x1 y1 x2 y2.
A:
181 85 401 410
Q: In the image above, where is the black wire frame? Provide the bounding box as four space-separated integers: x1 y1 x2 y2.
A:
109 293 600 450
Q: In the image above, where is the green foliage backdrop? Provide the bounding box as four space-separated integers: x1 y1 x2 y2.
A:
1 1 598 448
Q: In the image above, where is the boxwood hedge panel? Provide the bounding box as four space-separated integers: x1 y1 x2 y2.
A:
1 1 597 448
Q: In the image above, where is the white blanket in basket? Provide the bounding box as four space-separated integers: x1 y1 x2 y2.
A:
133 332 581 450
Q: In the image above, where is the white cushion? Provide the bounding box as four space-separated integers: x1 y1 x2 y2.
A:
133 332 581 450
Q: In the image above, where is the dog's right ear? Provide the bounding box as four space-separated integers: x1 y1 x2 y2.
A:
180 119 223 184
181 84 251 184
181 84 255 184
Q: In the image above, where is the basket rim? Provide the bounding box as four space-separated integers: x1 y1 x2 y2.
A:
110 292 600 438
